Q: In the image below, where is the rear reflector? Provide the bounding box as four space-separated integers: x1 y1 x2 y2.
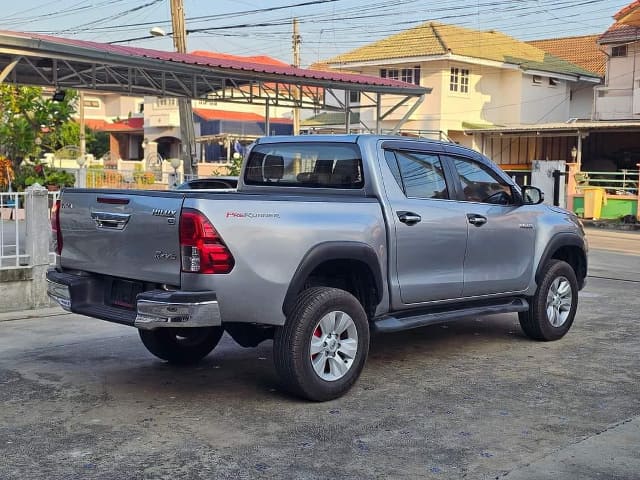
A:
179 209 234 274
51 200 63 255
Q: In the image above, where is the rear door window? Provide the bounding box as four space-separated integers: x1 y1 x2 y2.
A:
244 143 363 188
385 150 449 199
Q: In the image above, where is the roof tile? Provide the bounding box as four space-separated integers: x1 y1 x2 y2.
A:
599 22 640 44
322 21 598 78
193 108 291 124
97 117 144 132
527 35 605 76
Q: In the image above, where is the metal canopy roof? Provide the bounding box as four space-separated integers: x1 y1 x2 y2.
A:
464 121 640 137
0 30 428 114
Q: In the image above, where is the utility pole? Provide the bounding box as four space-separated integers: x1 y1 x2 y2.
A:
170 0 195 175
79 90 86 160
292 18 301 135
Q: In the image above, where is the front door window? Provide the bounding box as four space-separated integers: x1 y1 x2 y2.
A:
451 157 513 204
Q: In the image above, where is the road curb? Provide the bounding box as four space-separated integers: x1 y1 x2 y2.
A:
0 306 70 323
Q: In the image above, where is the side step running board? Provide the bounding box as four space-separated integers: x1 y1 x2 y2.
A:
372 298 529 333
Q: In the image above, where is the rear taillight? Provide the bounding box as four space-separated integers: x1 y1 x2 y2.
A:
51 200 63 255
179 209 234 274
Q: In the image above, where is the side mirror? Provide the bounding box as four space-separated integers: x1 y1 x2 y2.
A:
521 186 544 205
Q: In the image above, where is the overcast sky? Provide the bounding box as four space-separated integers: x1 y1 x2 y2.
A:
1 0 631 66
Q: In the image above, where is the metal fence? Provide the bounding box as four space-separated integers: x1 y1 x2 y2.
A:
85 169 168 190
576 170 639 196
0 190 60 268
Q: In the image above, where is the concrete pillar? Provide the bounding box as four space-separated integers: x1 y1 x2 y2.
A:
566 162 579 212
76 167 87 188
25 183 51 308
637 163 640 221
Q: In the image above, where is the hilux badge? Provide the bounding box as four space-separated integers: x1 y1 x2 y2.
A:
152 209 176 217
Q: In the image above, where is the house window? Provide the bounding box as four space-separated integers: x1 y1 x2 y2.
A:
549 77 559 87
450 67 469 93
83 98 101 109
460 69 469 93
612 45 628 57
532 75 542 84
380 66 420 85
155 98 177 107
349 91 361 103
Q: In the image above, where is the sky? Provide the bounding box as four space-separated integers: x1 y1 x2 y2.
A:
0 0 631 67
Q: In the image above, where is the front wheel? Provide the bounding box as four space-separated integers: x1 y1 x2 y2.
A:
139 327 223 365
274 287 370 401
519 259 578 341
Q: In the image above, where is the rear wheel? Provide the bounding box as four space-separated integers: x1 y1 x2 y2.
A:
139 327 223 365
519 260 578 341
274 287 369 401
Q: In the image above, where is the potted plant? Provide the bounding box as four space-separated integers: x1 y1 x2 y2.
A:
44 169 76 190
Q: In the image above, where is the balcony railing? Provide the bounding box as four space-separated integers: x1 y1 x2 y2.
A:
575 170 639 196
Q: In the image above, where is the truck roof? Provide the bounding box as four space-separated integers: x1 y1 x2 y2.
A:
254 134 480 158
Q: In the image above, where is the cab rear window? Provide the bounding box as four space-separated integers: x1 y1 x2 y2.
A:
244 143 364 189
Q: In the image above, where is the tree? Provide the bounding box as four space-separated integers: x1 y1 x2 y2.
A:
0 85 77 170
87 129 109 159
0 156 13 189
49 121 110 159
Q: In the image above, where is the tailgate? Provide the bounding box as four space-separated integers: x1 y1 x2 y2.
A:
59 190 184 286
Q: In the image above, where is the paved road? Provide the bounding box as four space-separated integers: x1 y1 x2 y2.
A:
586 227 640 255
0 232 639 479
586 228 640 282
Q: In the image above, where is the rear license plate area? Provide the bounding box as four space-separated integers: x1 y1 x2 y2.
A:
110 279 144 309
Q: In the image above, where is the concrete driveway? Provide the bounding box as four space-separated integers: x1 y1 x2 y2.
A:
0 228 638 479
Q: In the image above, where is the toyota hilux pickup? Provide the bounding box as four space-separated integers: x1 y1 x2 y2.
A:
47 135 587 401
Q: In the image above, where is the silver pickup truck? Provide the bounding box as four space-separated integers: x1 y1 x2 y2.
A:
47 135 587 401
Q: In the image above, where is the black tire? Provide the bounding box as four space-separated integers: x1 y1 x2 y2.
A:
519 259 578 341
139 327 223 365
274 287 370 401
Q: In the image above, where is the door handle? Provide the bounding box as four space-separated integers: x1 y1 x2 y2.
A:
467 213 487 226
397 211 422 225
91 211 131 230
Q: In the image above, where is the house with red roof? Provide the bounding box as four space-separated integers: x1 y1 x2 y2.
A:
74 51 295 165
141 50 294 164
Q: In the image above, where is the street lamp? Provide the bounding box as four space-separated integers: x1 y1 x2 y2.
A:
76 153 87 188
169 157 182 187
150 27 166 37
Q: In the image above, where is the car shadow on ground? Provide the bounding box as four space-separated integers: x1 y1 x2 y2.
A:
27 313 530 402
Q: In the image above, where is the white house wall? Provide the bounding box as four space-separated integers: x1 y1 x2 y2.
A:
595 41 640 120
606 42 639 89
519 74 571 123
569 83 595 119
83 93 142 122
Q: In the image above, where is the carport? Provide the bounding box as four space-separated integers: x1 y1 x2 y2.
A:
465 122 640 219
465 121 640 171
0 30 429 158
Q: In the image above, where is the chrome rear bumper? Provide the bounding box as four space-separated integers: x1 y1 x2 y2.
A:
134 297 221 330
46 269 221 330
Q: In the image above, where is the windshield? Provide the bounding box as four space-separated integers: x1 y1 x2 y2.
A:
244 142 364 189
